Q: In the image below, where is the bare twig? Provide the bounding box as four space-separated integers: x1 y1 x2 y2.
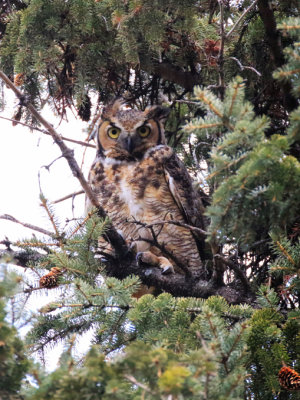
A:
0 214 53 236
52 190 85 204
124 375 156 395
226 0 258 39
175 99 200 105
127 218 207 237
229 57 261 77
0 115 96 148
41 155 64 171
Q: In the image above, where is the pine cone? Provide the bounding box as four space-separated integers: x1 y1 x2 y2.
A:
14 73 25 86
278 366 300 391
39 267 62 289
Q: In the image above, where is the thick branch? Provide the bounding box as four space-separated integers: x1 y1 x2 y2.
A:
104 253 255 305
257 0 298 111
257 0 284 68
1 237 255 305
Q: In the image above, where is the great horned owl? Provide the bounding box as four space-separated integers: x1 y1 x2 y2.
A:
88 99 207 276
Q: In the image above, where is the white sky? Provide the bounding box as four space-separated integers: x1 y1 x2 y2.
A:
0 87 97 370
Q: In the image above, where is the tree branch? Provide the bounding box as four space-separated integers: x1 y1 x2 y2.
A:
131 219 208 237
257 0 298 112
0 70 99 207
226 0 259 39
0 214 53 236
257 0 284 68
52 190 84 204
229 57 261 77
0 115 96 148
0 70 128 257
214 254 252 292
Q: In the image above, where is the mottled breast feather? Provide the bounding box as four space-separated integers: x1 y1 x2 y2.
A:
89 144 206 274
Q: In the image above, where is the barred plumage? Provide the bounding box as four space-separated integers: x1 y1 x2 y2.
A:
88 99 207 279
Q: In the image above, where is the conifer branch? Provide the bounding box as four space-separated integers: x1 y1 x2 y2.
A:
69 210 96 237
224 322 247 365
275 241 296 266
185 122 223 131
39 196 61 238
228 80 242 117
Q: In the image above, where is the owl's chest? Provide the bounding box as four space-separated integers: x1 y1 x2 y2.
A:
93 159 169 220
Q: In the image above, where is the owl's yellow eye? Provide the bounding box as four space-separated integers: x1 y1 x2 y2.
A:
137 125 151 137
107 126 121 139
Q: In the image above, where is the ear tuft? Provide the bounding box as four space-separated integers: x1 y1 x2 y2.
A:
145 105 170 123
102 98 126 119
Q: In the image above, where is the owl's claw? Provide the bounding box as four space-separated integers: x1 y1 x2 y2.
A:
136 251 175 274
136 252 143 264
162 265 175 275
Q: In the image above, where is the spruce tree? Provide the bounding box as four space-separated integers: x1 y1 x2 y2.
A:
0 2 299 399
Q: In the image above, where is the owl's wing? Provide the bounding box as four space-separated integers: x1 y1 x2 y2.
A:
163 152 208 260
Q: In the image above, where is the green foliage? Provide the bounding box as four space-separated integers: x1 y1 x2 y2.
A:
1 197 300 399
189 71 300 245
247 286 300 399
274 18 300 97
0 267 30 400
23 294 251 399
1 3 300 399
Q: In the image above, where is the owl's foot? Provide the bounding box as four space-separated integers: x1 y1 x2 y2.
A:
136 251 174 274
161 265 174 275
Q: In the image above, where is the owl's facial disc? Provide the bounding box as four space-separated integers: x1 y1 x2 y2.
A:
97 104 170 160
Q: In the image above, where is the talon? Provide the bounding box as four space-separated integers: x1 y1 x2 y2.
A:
130 241 137 252
162 265 174 275
136 252 143 264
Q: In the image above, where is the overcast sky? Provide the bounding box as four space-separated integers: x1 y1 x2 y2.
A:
0 86 97 370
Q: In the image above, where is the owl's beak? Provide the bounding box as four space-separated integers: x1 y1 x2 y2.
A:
124 136 134 153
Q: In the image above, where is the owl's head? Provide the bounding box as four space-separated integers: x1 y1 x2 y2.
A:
96 99 170 161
